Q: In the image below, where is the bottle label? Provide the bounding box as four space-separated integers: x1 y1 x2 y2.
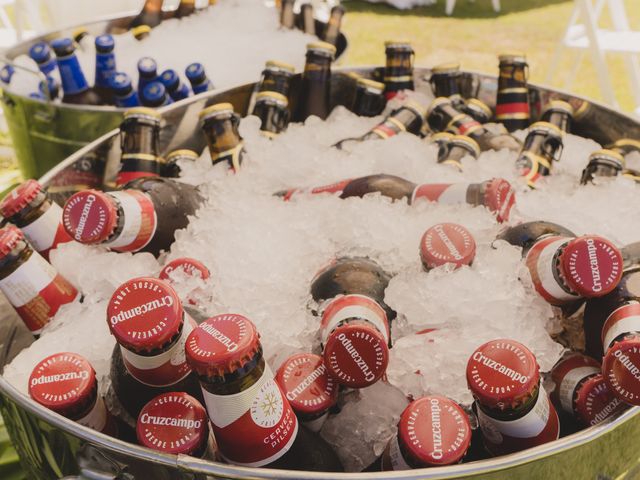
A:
411 183 467 205
95 52 116 88
211 144 244 173
78 395 108 432
21 202 72 258
283 179 352 201
202 365 299 467
320 294 390 344
103 190 157 253
0 252 78 333
388 435 411 471
602 302 640 350
371 117 406 139
121 316 195 387
525 236 578 305
558 366 600 414
56 54 89 95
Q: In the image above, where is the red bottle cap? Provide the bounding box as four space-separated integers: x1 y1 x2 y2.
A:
575 374 627 426
419 223 476 270
559 236 622 298
603 336 640 405
62 190 118 244
160 258 211 281
28 352 97 418
0 179 42 218
185 313 261 378
483 178 516 223
137 392 209 455
275 353 338 415
397 395 471 466
107 277 184 353
466 339 540 409
0 225 24 258
550 353 600 389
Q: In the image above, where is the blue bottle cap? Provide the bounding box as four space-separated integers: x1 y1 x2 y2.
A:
142 81 167 105
95 34 115 53
50 37 75 56
29 42 51 64
185 62 205 81
160 69 179 90
29 91 45 100
138 57 157 77
110 72 132 93
0 65 14 84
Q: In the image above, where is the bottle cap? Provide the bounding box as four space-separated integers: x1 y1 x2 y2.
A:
427 97 452 116
574 374 626 426
137 57 157 76
397 396 471 466
123 106 161 121
95 34 115 52
142 82 168 107
0 179 43 218
28 352 97 419
107 277 184 353
306 41 337 57
62 190 117 244
483 178 516 223
528 121 563 139
384 40 413 49
160 69 179 90
137 392 208 455
185 313 261 378
110 72 133 93
450 135 481 158
275 353 338 415
429 132 454 144
29 42 51 63
255 91 289 106
0 225 24 259
185 62 205 81
466 339 540 409
199 102 234 122
132 25 151 38
431 62 461 74
50 38 75 57
498 51 527 64
166 150 199 162
160 257 210 281
559 236 623 298
542 100 574 117
465 98 493 119
420 223 476 270
588 149 625 169
265 60 295 73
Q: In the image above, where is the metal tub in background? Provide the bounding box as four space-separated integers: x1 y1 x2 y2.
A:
0 11 348 181
1 67 640 480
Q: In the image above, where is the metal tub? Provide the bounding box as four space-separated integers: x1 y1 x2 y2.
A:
0 11 348 180
1 67 640 480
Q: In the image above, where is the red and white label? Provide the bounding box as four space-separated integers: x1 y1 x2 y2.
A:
201 365 299 467
411 183 468 205
558 366 600 414
121 317 195 387
78 395 108 432
525 236 579 305
602 302 640 350
283 179 353 201
21 202 72 259
0 252 78 333
320 294 390 345
104 191 157 252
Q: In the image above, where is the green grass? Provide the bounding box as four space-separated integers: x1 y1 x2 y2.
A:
340 0 640 112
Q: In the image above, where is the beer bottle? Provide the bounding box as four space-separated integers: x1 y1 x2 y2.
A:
129 0 164 29
107 277 204 420
280 0 295 29
251 91 290 137
466 339 560 455
495 220 576 256
132 25 152 41
137 57 159 93
29 42 57 76
163 149 199 178
580 149 624 185
137 392 214 457
174 0 196 19
351 77 386 117
437 134 480 171
334 101 426 150
38 76 59 101
366 396 471 470
200 103 244 172
94 34 117 104
279 175 516 223
300 3 315 35
29 352 117 436
110 72 141 108
420 222 476 271
259 60 295 97
0 225 78 335
185 313 343 471
62 177 202 256
160 69 190 101
429 62 464 110
550 353 626 426
383 41 414 100
141 81 173 107
323 5 345 47
296 42 336 122
427 97 521 152
159 256 210 306
185 62 214 95
516 121 564 188
0 180 73 260
541 100 574 133
116 107 161 186
495 52 530 132
464 98 493 124
275 353 338 432
50 38 102 105
72 27 93 52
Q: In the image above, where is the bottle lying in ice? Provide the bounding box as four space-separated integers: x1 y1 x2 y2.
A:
427 97 521 152
280 0 295 29
160 69 190 102
436 134 481 172
185 313 343 471
94 34 117 104
29 352 117 435
137 392 214 458
495 51 530 132
51 38 102 106
420 222 476 271
258 60 295 97
129 0 163 29
185 62 214 95
115 107 162 186
162 149 199 178
200 103 244 172
350 77 386 117
275 353 338 432
62 177 202 257
516 121 564 188
550 352 627 426
467 339 560 456
251 91 290 137
365 395 472 470
323 5 345 46
107 277 204 421
580 149 625 185
383 40 414 100
110 72 140 108
541 100 574 133
296 42 336 122
0 179 73 261
333 101 426 150
278 174 516 223
0 225 78 335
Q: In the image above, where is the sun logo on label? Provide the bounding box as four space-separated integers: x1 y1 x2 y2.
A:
251 379 284 428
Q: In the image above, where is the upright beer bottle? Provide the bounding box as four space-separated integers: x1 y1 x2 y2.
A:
110 72 140 108
129 0 164 29
542 100 574 133
51 38 101 105
296 42 335 122
351 77 386 117
429 62 464 110
200 103 244 171
116 107 162 186
495 52 530 131
94 34 117 104
29 42 57 76
383 41 414 100
137 57 158 93
280 0 295 29
516 121 564 188
160 69 190 101
251 91 290 137
323 5 345 46
141 81 173 107
259 60 295 97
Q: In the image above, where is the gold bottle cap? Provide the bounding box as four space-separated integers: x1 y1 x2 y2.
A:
255 91 289 106
385 40 412 48
542 100 574 116
529 121 563 137
72 27 89 41
265 60 295 73
498 51 527 63
132 25 152 37
306 41 337 56
167 149 199 161
465 98 492 117
199 102 235 120
589 149 624 163
123 106 161 120
405 100 427 118
609 138 640 152
428 97 452 115
429 132 454 143
431 62 461 74
451 134 481 157
356 77 385 92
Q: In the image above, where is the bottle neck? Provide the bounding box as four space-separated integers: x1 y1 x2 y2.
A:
498 64 528 88
121 120 160 156
199 351 265 395
202 117 242 153
56 51 89 96
431 73 460 98
95 49 116 89
260 70 292 97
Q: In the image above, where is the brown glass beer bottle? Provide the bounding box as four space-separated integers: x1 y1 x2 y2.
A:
383 41 414 100
495 52 530 132
296 42 336 122
116 107 162 187
200 103 244 172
